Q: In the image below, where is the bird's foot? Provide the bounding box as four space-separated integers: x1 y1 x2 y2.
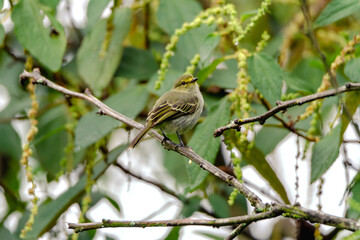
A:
174 144 183 151
175 142 191 151
161 135 173 150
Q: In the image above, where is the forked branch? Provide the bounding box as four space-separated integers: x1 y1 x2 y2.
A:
214 82 360 137
20 68 265 209
20 69 360 236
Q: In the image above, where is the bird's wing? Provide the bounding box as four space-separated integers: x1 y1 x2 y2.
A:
147 92 198 126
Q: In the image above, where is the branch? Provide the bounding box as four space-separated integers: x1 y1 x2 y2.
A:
300 0 337 88
344 139 360 144
68 207 282 232
280 204 360 231
21 69 360 234
67 203 360 233
225 223 249 240
20 68 265 210
214 82 360 137
259 96 318 142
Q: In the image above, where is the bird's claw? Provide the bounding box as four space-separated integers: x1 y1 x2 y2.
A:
161 136 173 151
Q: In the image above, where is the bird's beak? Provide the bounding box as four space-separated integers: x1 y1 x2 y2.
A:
191 77 198 83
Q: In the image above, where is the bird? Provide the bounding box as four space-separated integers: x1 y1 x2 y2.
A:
129 74 204 148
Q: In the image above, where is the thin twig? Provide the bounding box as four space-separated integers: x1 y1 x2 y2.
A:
259 96 318 142
299 0 337 88
68 207 283 232
114 162 214 216
20 68 265 210
225 223 250 240
214 82 360 137
343 139 360 144
115 162 178 199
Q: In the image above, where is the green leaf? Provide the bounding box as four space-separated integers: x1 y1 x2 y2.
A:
105 196 121 212
247 52 283 106
198 33 220 62
285 58 324 94
116 47 158 80
86 0 111 30
196 231 223 240
0 124 22 160
170 25 216 72
0 124 21 193
164 227 181 240
186 97 231 191
38 0 59 10
240 10 258 22
0 227 17 240
345 57 360 82
181 196 201 217
75 85 149 150
147 69 183 96
349 198 360 214
88 192 120 213
0 50 26 99
163 149 189 185
61 57 83 85
77 7 132 94
243 147 290 204
0 24 5 46
341 91 360 135
208 194 230 218
12 0 66 71
0 98 30 121
314 0 360 27
197 57 226 85
255 126 289 156
343 230 360 240
34 105 68 179
0 49 28 119
347 175 360 218
0 0 3 9
21 145 126 240
311 124 342 183
202 59 238 89
157 0 202 35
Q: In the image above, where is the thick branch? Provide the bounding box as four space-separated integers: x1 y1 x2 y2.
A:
20 68 265 210
280 204 360 231
67 203 360 233
214 83 360 137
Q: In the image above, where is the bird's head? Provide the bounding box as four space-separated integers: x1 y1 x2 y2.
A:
173 74 199 90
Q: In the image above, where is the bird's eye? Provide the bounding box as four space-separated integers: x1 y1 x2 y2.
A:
181 81 186 85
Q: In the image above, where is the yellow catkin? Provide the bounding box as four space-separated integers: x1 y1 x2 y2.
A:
156 0 272 89
20 74 40 239
299 34 360 121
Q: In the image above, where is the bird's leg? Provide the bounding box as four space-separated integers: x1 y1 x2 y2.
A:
176 131 186 148
161 129 172 146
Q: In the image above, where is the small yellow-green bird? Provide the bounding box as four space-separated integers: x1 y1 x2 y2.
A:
129 74 204 148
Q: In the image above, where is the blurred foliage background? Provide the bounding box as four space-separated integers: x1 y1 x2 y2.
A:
0 0 360 239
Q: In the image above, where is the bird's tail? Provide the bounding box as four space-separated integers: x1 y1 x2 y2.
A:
129 122 152 148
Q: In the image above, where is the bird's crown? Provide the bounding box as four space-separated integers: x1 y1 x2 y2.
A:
173 74 198 88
